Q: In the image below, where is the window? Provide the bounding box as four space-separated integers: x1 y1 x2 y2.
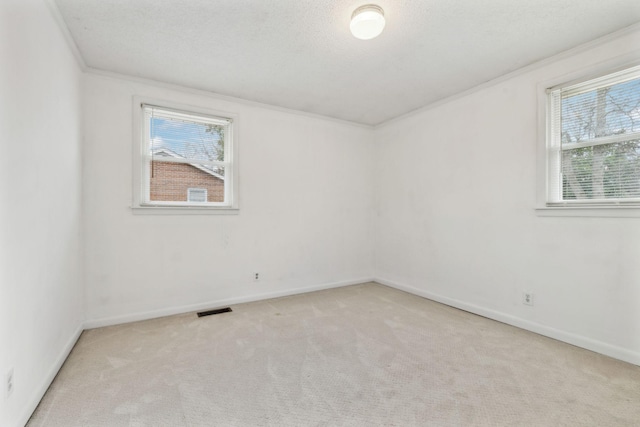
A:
545 65 640 207
187 188 207 203
132 100 238 212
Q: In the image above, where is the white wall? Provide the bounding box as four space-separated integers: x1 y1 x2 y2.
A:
0 1 84 426
82 74 374 325
374 27 640 364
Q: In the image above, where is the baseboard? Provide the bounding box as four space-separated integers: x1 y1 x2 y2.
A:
375 277 640 367
84 277 374 329
16 323 83 427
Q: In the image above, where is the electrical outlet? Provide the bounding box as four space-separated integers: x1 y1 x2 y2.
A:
254 272 259 282
6 368 14 398
522 292 534 306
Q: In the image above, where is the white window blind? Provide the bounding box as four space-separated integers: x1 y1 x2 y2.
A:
547 65 640 205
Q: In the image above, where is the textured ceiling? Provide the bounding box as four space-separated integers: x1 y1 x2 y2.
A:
55 0 640 125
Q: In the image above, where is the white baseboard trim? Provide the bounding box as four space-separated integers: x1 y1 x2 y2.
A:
375 277 640 367
84 277 374 329
16 323 83 427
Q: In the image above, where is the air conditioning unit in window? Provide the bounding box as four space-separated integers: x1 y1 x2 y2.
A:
187 188 207 203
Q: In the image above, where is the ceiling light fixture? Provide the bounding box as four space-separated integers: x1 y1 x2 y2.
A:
350 4 385 40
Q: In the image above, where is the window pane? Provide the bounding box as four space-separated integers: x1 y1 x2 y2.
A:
150 161 225 203
562 140 640 200
561 78 640 143
150 115 226 163
143 105 229 205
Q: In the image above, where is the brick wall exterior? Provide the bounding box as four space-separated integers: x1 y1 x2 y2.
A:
150 161 224 202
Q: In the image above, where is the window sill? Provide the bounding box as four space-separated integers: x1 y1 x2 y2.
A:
535 206 640 218
131 206 239 215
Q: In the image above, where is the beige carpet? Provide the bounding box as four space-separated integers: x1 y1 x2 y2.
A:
27 283 640 426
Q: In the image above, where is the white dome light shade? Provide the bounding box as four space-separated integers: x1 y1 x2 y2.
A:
350 5 385 40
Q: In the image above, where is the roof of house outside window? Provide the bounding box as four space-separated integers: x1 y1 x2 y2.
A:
152 148 224 180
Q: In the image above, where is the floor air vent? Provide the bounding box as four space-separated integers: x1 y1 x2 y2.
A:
197 307 232 317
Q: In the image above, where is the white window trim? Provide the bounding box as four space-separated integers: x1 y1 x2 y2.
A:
536 57 640 218
131 96 239 215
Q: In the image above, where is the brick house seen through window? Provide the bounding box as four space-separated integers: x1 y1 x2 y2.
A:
150 149 224 203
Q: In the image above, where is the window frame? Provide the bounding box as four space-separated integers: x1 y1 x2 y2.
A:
132 97 239 214
536 60 640 218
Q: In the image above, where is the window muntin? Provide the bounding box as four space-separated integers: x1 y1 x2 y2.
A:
139 104 235 208
547 66 640 205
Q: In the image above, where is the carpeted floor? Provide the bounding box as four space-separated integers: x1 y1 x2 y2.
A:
27 282 640 426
